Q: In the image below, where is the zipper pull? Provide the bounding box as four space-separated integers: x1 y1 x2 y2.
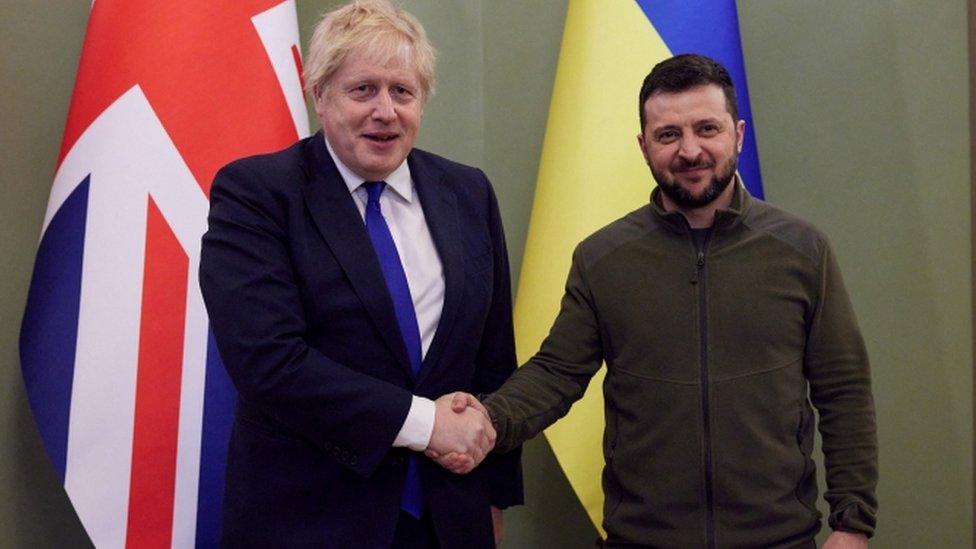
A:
691 251 705 284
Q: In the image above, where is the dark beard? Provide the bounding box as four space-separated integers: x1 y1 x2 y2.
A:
653 156 737 209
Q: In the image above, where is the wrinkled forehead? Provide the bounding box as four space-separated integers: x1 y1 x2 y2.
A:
643 85 733 126
324 28 422 85
335 35 420 81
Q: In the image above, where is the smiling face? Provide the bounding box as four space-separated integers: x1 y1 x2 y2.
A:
314 51 424 181
637 84 745 213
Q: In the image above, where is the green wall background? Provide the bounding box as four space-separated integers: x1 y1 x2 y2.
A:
1 1 970 547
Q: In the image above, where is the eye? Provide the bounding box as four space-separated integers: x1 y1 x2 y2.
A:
348 84 375 99
655 130 679 144
698 123 720 136
391 85 416 102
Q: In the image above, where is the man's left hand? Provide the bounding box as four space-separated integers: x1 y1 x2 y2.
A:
822 531 868 549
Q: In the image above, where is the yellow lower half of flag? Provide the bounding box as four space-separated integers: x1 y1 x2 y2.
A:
513 0 673 536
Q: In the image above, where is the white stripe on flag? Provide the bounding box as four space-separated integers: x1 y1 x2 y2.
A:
252 0 310 139
65 87 152 549
63 86 206 548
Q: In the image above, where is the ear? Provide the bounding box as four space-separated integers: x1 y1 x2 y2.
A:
637 131 650 164
312 85 327 115
735 119 746 153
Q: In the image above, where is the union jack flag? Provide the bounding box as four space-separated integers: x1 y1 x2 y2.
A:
19 2 308 547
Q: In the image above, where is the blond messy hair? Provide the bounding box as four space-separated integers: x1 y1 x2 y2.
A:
303 0 437 101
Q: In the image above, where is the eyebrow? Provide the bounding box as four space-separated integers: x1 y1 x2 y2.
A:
695 118 724 126
653 118 724 131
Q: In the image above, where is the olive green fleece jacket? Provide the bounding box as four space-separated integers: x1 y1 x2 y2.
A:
485 181 877 548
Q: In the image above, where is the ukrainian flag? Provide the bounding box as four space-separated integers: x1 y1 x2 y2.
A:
513 0 763 535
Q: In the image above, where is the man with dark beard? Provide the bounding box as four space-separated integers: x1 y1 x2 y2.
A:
433 54 879 548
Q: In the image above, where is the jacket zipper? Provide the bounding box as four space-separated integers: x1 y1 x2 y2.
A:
691 233 716 549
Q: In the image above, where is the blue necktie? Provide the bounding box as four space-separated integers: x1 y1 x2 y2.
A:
363 181 424 518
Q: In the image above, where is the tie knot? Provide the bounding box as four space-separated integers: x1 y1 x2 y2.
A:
364 181 386 206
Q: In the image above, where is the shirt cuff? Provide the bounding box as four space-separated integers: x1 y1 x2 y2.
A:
392 396 435 451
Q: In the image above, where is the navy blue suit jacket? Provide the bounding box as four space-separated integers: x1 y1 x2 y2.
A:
200 133 522 548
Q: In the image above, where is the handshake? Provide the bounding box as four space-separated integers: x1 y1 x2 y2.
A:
424 392 495 474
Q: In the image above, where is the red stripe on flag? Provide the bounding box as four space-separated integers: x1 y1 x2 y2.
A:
291 44 305 94
126 197 189 548
58 1 297 194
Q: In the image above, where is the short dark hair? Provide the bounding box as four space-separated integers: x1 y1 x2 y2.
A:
638 53 738 129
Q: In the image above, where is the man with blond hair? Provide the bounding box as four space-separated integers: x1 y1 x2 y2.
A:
201 1 521 546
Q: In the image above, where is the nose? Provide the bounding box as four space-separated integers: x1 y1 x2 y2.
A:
677 134 702 160
371 92 396 122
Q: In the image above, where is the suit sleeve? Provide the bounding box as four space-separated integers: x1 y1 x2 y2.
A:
804 240 878 536
200 160 413 477
484 245 604 454
468 172 523 508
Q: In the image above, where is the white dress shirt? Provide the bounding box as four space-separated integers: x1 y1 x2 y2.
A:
325 138 439 451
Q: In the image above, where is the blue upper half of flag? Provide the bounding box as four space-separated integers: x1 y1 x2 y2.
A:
635 0 764 199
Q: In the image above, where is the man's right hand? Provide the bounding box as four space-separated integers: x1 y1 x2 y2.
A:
425 392 496 474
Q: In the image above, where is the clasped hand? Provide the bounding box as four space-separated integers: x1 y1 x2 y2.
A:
424 392 493 474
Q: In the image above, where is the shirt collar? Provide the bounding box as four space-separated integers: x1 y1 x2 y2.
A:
648 174 752 233
323 134 414 203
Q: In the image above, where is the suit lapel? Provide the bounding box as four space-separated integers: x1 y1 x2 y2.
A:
300 135 413 377
410 154 462 386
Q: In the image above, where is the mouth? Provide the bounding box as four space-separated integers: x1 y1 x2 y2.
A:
363 132 399 143
673 162 713 173
674 167 710 179
671 163 714 180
